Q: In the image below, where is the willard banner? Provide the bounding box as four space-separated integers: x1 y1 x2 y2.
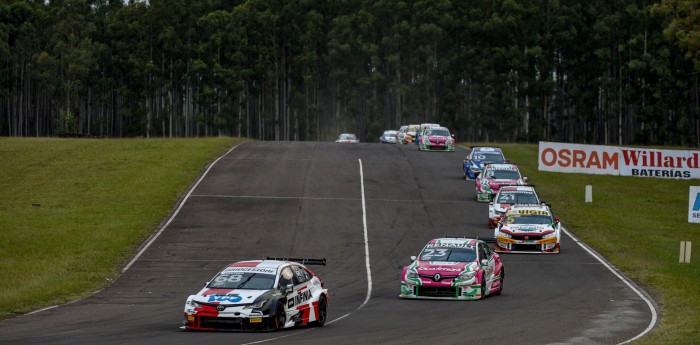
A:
538 142 700 179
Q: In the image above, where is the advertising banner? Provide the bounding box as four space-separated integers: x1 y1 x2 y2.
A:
689 187 700 223
538 142 700 179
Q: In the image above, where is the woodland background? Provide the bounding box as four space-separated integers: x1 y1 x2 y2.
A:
1 0 700 145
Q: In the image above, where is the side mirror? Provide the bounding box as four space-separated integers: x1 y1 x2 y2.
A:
554 217 560 223
280 283 294 294
523 176 528 182
480 259 489 266
410 255 417 262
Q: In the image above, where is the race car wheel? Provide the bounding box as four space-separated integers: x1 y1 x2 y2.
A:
270 303 286 331
311 295 327 327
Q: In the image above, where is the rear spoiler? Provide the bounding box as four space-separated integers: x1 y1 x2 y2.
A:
444 236 496 244
266 257 327 266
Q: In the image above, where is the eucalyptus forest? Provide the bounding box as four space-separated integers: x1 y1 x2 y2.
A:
1 0 699 145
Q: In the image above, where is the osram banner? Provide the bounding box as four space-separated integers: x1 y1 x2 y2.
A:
538 141 700 179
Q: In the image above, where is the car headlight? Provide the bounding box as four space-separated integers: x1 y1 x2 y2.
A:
470 165 480 172
406 270 418 279
498 232 512 238
542 232 556 239
458 271 476 280
244 300 267 309
189 300 202 308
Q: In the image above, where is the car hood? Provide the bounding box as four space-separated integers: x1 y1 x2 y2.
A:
501 224 554 234
191 288 271 305
413 260 475 275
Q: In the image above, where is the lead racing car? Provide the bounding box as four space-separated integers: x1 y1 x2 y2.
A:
400 237 504 300
417 126 455 152
183 258 328 331
494 204 561 253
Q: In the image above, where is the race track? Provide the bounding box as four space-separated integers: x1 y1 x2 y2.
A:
0 141 655 345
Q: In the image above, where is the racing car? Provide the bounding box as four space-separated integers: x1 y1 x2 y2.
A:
494 204 561 253
417 126 455 152
183 258 328 331
475 163 527 202
488 185 541 228
463 147 507 180
400 237 504 300
336 133 359 143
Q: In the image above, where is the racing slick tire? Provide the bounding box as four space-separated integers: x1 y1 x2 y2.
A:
270 303 286 331
311 295 327 327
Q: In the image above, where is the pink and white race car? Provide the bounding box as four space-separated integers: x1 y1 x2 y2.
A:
400 237 504 300
183 258 328 331
475 163 527 202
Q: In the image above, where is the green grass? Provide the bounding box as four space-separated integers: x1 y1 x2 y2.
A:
0 137 243 318
491 143 700 344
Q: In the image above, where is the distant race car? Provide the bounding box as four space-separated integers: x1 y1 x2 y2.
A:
379 130 398 144
494 204 561 254
414 123 441 146
183 258 328 331
417 127 455 152
463 147 507 180
396 125 409 144
403 124 420 144
400 237 504 300
475 163 527 202
488 185 541 228
336 133 359 143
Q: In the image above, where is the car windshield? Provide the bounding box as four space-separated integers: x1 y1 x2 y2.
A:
425 129 449 136
340 134 356 140
473 152 505 163
507 214 552 225
496 191 538 204
207 272 276 290
486 169 520 179
384 131 397 135
419 247 476 262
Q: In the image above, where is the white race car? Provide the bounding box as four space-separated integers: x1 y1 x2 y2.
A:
488 185 541 228
183 258 328 331
494 204 561 254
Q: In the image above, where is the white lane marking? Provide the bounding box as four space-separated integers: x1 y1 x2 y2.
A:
240 159 372 345
561 227 658 344
121 143 245 273
358 158 373 309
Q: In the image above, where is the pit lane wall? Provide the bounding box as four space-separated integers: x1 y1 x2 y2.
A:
538 141 700 179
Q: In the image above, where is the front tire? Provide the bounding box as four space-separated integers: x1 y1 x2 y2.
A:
311 295 327 327
270 303 286 331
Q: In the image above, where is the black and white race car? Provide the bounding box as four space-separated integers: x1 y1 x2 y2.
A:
183 258 328 331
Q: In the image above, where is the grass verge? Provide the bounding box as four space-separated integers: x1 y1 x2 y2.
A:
492 143 700 344
0 137 243 318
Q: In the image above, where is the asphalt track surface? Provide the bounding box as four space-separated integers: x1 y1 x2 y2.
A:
0 141 655 345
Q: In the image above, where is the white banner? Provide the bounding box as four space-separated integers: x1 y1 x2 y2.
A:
538 141 700 179
689 187 700 223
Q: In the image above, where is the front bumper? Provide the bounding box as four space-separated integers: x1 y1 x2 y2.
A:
183 305 270 331
399 280 482 300
495 235 560 253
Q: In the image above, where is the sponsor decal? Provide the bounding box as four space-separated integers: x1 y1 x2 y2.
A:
539 141 700 179
221 267 276 274
288 289 312 308
429 243 475 249
510 209 549 216
208 294 242 303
